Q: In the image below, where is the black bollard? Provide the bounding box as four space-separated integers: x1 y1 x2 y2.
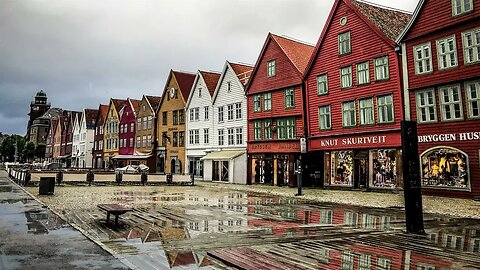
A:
141 172 148 185
115 171 123 185
295 157 303 196
86 171 94 186
56 170 63 185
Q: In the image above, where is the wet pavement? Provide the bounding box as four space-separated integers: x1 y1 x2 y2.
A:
17 175 480 270
0 171 127 270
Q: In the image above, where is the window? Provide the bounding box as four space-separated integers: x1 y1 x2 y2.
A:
267 60 276 77
204 106 209 120
130 137 133 147
317 74 328 95
285 88 295 108
198 87 202 97
466 80 480 118
414 43 433 74
342 101 356 127
136 136 141 147
147 135 151 147
452 0 473 16
416 89 437 123
189 130 194 145
218 129 224 145
253 95 261 112
162 112 167 125
374 56 389 81
341 251 354 270
203 128 209 144
194 129 199 144
161 132 167 146
439 85 463 121
147 116 152 129
173 110 178 125
462 28 480 64
254 121 262 140
277 117 295 139
320 210 333 224
172 132 178 147
227 128 235 145
359 98 374 125
357 61 370 85
194 107 199 121
437 36 458 69
377 257 391 270
235 103 242 119
179 131 185 146
227 81 231 92
263 92 272 111
143 117 147 129
130 123 134 132
319 105 331 130
227 104 234 120
179 110 185 124
236 127 243 145
338 31 351 55
358 254 371 270
341 66 353 88
218 106 224 122
142 135 147 147
378 95 394 123
264 119 272 139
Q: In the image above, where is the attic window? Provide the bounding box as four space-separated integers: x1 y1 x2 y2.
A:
340 17 347 26
452 0 473 16
199 87 202 97
227 82 231 92
267 60 276 77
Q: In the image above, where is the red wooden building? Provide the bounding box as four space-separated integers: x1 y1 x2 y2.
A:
116 98 141 166
93 104 108 169
245 33 314 186
398 0 480 198
304 0 411 190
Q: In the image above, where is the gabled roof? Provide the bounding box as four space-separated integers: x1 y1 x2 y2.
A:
229 62 254 86
199 71 221 96
304 0 411 78
84 109 99 127
350 0 411 41
145 95 162 112
111 99 127 113
95 104 109 125
172 70 196 100
396 0 425 43
129 99 142 115
245 33 314 93
39 108 62 120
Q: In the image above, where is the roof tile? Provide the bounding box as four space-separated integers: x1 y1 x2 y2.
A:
271 34 314 75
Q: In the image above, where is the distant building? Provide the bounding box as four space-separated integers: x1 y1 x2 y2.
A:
93 104 109 169
26 90 51 142
28 107 62 146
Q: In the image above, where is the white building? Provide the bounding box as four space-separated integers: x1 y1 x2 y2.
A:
72 109 98 168
185 70 221 178
201 61 253 184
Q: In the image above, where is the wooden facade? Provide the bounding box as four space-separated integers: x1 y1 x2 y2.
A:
93 104 108 169
245 33 314 186
304 0 411 190
398 0 480 198
156 70 195 174
103 99 126 169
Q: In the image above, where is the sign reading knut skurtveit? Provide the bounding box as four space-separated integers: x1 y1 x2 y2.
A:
418 131 480 143
311 132 402 150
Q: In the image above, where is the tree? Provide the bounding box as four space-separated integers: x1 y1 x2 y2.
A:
0 135 26 162
22 141 36 162
35 144 46 159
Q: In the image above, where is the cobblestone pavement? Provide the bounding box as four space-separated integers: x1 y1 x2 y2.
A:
0 171 127 270
23 179 480 270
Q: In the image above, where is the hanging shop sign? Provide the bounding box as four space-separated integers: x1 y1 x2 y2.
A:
418 132 480 143
248 141 300 153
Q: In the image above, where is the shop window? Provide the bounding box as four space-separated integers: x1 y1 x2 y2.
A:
370 149 400 188
420 147 469 190
331 150 353 186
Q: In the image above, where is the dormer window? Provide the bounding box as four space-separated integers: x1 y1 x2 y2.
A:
452 0 473 16
198 87 202 97
267 60 276 77
227 82 231 92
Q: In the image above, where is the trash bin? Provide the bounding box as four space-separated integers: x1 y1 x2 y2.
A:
56 171 63 185
115 171 123 185
166 173 172 184
141 172 148 185
86 171 94 186
39 177 55 195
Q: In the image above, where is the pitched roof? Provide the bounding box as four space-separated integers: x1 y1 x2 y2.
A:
271 34 314 75
172 71 196 100
98 104 109 123
129 99 141 114
350 0 412 41
111 99 127 112
229 62 254 86
145 95 162 112
199 71 221 96
84 109 99 126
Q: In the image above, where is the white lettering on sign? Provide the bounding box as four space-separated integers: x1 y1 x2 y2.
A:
418 132 480 143
320 136 387 147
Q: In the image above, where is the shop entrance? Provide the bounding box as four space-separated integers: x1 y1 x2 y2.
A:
353 150 369 188
213 161 229 182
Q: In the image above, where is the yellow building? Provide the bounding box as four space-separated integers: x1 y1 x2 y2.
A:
103 99 126 169
156 70 195 174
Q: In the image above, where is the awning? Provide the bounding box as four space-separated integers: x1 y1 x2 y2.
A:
112 154 153 160
200 150 245 160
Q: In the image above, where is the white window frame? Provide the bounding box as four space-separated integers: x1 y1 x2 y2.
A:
341 66 353 88
227 128 235 145
359 97 374 125
218 106 224 123
338 31 351 55
254 121 262 140
416 89 437 123
439 84 463 121
374 56 389 81
263 119 272 140
204 106 209 120
263 92 272 111
465 80 480 119
462 28 480 64
267 60 276 77
285 88 295 108
357 61 370 85
319 105 331 130
452 0 473 16
437 35 458 70
253 94 261 112
194 107 200 121
342 101 356 127
235 103 242 119
194 129 199 144
227 104 234 121
235 127 243 145
414 43 433 75
377 94 394 124
218 129 224 145
203 128 209 144
317 74 328 95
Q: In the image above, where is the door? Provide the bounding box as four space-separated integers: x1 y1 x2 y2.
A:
354 159 368 188
221 161 229 182
213 161 219 181
170 159 176 174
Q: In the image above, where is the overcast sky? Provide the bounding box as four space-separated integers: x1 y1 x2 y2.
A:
0 0 418 135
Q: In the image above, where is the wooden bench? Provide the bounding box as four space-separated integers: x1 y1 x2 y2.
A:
97 204 133 227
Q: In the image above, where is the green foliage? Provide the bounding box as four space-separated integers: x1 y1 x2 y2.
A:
0 135 26 162
35 144 46 159
22 141 36 161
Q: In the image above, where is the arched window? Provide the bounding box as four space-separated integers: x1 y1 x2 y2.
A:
420 147 470 190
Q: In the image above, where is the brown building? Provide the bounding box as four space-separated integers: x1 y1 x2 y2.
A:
29 108 62 146
93 104 109 169
104 99 127 169
27 90 51 141
156 70 195 174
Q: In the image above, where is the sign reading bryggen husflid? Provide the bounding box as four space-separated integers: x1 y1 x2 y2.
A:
398 0 480 198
